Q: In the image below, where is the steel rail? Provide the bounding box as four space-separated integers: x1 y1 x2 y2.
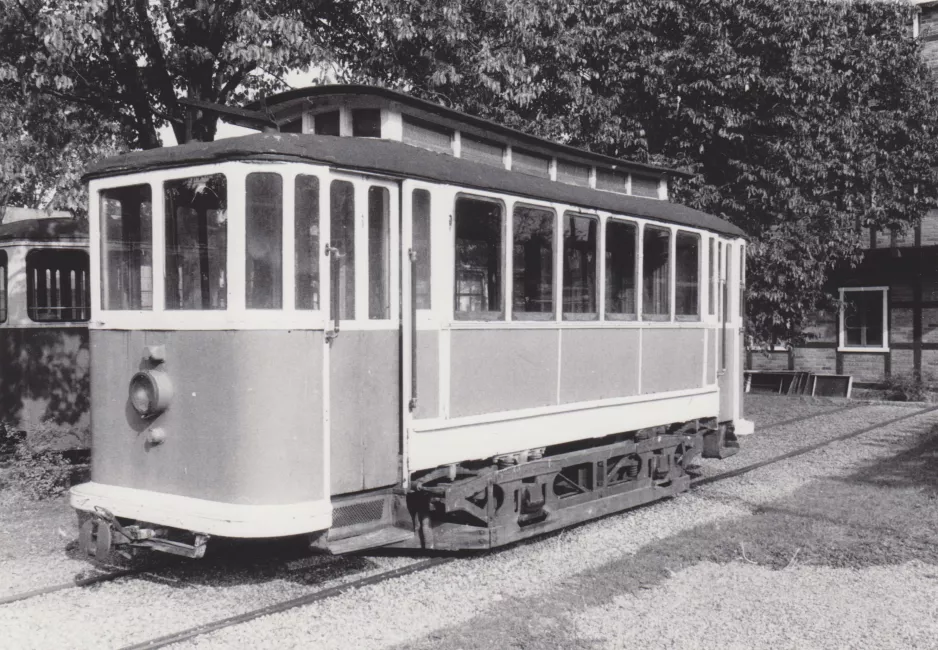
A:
5 402 937 647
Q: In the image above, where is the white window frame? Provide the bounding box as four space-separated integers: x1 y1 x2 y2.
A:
838 286 889 353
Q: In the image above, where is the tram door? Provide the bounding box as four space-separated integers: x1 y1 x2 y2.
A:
325 174 401 495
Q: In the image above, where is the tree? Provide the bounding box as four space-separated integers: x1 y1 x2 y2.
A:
0 0 366 150
345 0 938 345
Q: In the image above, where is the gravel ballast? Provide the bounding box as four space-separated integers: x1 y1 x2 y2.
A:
2 399 937 649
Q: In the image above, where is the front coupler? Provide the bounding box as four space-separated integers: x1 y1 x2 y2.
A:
78 507 209 561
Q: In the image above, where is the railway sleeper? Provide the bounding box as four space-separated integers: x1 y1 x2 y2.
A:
401 419 719 551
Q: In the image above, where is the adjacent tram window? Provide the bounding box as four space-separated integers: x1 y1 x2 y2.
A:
352 109 381 138
330 181 355 319
605 219 637 319
164 174 228 310
454 197 503 319
412 190 432 309
315 111 340 136
0 251 7 323
708 238 716 316
512 205 554 320
100 184 153 310
245 173 283 309
642 226 671 320
295 175 320 310
368 187 391 320
26 249 90 322
562 213 598 320
675 231 700 319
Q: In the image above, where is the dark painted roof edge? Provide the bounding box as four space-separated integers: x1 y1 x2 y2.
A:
244 84 693 179
83 134 746 239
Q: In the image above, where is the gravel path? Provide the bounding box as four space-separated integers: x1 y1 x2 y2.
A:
2 399 937 649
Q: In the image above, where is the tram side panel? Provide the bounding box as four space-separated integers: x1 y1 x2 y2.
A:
89 329 326 505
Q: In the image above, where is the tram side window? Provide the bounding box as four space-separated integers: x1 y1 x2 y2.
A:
100 184 153 310
295 175 320 310
0 250 7 323
675 231 700 320
413 189 432 309
164 174 228 310
26 249 90 322
512 205 554 320
246 173 283 309
708 238 716 316
605 219 637 320
368 187 391 320
642 226 671 320
563 213 598 320
454 197 503 320
330 180 355 319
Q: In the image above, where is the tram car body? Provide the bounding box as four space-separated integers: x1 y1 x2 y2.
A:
71 86 748 559
0 213 90 450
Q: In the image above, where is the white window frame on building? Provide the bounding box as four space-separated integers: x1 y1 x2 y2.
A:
838 286 889 352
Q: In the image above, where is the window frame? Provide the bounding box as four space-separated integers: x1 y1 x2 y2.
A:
25 248 91 323
838 286 889 353
562 211 600 321
510 202 557 321
603 216 639 321
453 193 506 321
674 230 701 322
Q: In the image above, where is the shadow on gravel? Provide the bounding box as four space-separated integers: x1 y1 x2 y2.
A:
390 421 938 650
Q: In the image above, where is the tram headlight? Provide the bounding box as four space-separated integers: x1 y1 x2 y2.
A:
129 370 174 418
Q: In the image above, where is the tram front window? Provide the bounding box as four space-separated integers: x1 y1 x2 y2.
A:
164 175 228 310
100 184 153 310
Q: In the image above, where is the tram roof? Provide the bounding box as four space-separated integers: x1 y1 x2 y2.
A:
0 217 87 243
243 84 690 180
84 133 746 238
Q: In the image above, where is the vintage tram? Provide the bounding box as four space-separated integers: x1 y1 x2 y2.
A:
0 212 90 449
71 86 749 558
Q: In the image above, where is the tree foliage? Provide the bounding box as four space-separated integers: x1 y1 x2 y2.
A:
347 0 938 344
0 0 365 149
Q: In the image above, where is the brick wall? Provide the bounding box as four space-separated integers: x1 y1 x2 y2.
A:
921 210 938 246
794 347 836 373
841 353 887 382
892 307 915 343
749 350 790 371
892 349 916 375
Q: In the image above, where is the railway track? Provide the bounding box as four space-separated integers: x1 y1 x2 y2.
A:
4 401 937 650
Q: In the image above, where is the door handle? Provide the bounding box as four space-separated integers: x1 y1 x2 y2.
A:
325 244 342 344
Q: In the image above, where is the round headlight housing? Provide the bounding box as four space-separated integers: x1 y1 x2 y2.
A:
129 370 174 418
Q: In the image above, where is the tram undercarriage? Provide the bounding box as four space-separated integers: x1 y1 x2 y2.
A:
77 418 738 560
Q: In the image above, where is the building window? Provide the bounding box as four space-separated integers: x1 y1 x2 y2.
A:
461 135 504 167
245 172 283 309
631 174 660 198
840 288 888 350
512 205 555 320
454 196 503 320
26 249 90 322
675 231 700 320
512 149 551 179
563 213 598 320
352 109 381 138
596 169 627 193
0 250 6 323
164 174 228 310
556 160 590 187
295 175 320 310
605 219 637 320
100 184 153 310
642 226 671 320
